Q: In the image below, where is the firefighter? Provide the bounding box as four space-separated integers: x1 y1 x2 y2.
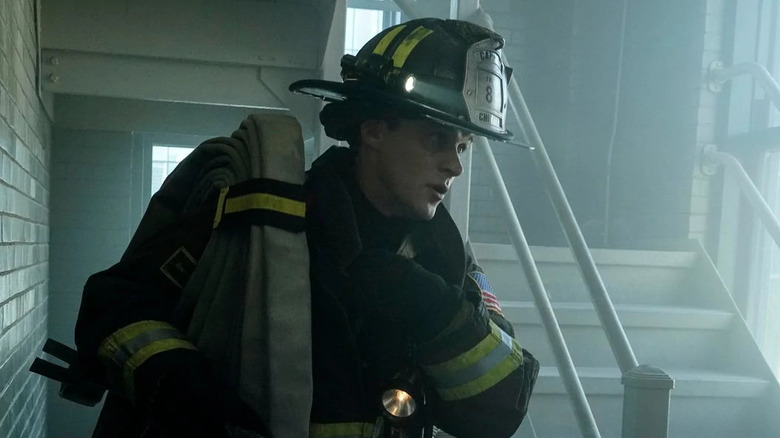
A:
74 17 538 438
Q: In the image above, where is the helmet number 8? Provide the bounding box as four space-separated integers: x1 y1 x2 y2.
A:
486 85 493 103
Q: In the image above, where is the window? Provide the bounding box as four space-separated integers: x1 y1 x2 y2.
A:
151 145 195 197
751 5 780 379
750 151 780 377
723 1 780 379
345 0 404 55
129 133 207 236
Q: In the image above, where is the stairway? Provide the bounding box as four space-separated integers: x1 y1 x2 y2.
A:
472 241 780 438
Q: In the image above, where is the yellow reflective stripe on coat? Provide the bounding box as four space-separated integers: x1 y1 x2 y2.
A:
372 24 407 56
212 180 306 232
97 320 195 399
422 321 523 401
213 186 230 228
391 26 434 68
224 192 306 218
310 422 374 438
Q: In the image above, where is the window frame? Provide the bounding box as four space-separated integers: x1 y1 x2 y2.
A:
345 0 405 54
717 0 780 377
130 132 211 229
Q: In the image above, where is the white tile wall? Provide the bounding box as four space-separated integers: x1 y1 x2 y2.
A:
0 0 51 437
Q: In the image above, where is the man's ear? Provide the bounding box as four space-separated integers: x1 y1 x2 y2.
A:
359 119 385 151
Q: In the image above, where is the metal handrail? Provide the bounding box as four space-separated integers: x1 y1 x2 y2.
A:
506 77 639 374
706 61 780 247
709 61 780 111
411 1 604 437
400 0 638 374
477 136 601 438
703 146 780 248
392 2 646 437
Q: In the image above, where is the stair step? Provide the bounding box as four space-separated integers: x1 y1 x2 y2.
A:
525 368 776 438
533 367 771 398
503 301 733 329
506 302 735 370
475 244 699 306
473 244 699 267
469 244 780 438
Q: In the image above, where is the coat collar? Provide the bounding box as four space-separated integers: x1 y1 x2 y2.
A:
306 146 466 285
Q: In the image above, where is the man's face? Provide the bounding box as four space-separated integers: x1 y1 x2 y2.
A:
359 118 473 220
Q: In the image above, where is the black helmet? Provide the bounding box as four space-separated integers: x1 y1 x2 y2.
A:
289 18 513 142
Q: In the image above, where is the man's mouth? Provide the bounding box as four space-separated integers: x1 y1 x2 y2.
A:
431 184 448 198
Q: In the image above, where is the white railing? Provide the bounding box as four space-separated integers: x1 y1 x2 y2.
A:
392 2 677 437
709 61 780 108
702 145 780 247
706 60 780 250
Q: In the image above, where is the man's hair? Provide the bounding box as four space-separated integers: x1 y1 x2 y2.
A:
320 101 407 151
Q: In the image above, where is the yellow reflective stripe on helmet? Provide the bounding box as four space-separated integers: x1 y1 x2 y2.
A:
98 320 196 399
372 24 407 56
422 321 523 401
310 422 374 438
391 26 434 68
224 192 306 218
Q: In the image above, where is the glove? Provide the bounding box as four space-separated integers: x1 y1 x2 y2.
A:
141 354 271 438
348 249 464 344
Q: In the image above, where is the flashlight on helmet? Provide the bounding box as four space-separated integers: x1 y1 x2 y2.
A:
375 369 432 438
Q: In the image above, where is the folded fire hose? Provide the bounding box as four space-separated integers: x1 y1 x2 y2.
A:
31 113 312 438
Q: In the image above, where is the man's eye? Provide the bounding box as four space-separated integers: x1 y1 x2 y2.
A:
457 143 467 154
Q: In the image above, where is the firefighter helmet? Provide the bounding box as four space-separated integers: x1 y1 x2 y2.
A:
289 18 513 142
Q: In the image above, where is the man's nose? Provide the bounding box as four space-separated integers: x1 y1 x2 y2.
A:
441 147 464 177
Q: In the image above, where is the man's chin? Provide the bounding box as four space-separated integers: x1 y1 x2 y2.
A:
398 201 439 221
417 203 439 221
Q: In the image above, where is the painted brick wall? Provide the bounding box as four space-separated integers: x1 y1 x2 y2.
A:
469 0 574 245
469 0 714 250
0 0 51 437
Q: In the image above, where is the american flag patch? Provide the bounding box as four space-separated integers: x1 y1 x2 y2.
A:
468 271 503 316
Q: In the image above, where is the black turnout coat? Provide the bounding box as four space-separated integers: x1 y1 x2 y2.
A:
75 146 537 438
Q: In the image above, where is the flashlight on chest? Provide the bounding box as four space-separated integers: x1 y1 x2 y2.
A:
375 369 433 438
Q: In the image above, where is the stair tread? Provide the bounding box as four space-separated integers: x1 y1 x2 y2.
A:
534 366 772 397
538 366 769 382
503 302 733 329
503 301 730 313
473 243 698 267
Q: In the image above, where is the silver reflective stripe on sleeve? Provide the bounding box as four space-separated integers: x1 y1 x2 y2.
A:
422 320 523 401
97 320 196 399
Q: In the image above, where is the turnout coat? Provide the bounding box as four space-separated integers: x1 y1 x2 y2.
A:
75 146 537 438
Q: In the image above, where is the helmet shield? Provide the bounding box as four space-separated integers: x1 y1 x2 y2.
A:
290 18 514 142
463 40 510 137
